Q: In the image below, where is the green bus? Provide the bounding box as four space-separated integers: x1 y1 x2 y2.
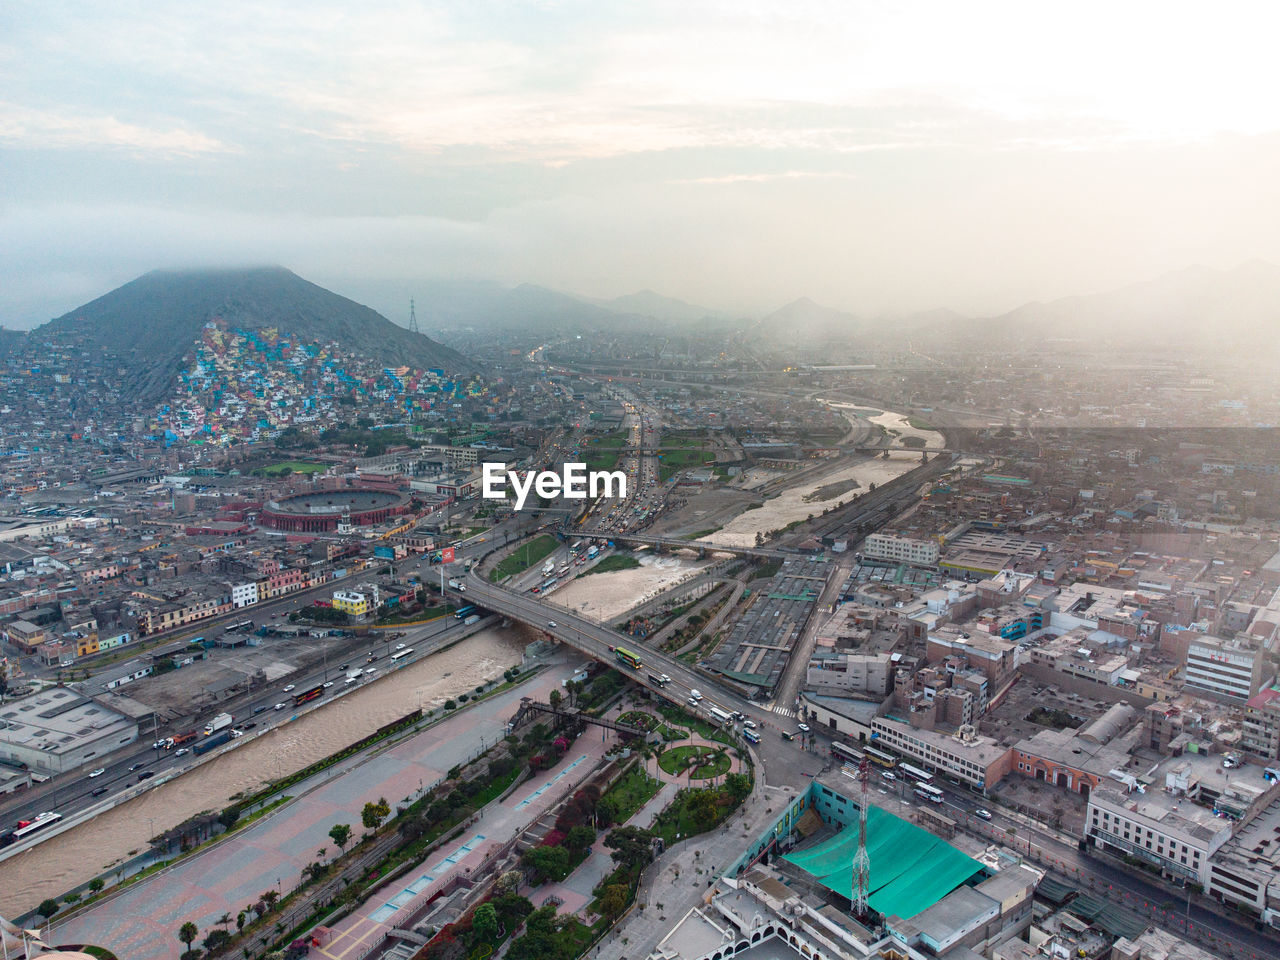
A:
614 646 642 669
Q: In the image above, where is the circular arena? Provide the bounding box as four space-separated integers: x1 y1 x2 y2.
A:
260 488 410 532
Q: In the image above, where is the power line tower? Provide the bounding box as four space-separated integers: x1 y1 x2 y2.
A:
408 298 420 335
851 756 872 916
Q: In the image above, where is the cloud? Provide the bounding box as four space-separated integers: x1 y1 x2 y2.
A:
0 103 229 156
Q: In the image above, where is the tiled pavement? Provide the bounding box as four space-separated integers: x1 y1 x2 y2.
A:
52 657 584 960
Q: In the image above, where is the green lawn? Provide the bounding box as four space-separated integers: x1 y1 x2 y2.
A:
582 430 628 473
583 554 640 576
489 534 559 582
681 527 721 540
258 460 328 476
657 446 714 483
601 764 664 823
658 745 732 780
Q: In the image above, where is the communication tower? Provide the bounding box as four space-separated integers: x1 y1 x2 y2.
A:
408 298 420 335
851 755 871 916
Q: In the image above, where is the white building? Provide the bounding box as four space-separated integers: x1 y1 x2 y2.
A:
231 581 259 608
863 533 940 566
1184 635 1266 702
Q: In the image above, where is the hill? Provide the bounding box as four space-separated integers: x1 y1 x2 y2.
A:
951 261 1280 352
37 267 472 401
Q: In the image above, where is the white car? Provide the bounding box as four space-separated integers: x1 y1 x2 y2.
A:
273 702 286 710
88 767 106 778
797 722 811 733
743 719 758 730
882 771 896 781
395 643 406 650
322 680 334 688
175 747 189 756
547 621 558 629
689 689 703 701
282 684 296 693
975 808 993 821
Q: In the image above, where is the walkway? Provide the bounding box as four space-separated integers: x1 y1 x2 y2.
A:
645 735 743 786
51 658 582 960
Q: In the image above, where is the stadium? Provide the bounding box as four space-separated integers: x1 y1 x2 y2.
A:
259 488 410 532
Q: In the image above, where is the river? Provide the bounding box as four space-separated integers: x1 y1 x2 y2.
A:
0 626 527 916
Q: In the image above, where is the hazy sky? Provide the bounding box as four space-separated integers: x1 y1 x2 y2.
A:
5 1 1280 327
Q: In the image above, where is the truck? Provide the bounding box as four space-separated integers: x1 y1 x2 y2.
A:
170 731 198 748
447 578 465 590
193 729 233 755
346 667 364 680
203 713 233 736
542 559 556 575
463 614 481 625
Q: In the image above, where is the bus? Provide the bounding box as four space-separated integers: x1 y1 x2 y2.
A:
614 646 642 670
743 729 761 744
832 741 863 765
914 783 945 804
709 706 733 725
864 745 898 768
390 648 415 663
292 685 325 706
0 811 62 848
454 605 476 620
898 762 935 785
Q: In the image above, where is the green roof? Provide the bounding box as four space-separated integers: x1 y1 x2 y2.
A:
783 805 984 920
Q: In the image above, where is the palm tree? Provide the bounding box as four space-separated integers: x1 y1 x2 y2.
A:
178 921 199 955
217 912 232 931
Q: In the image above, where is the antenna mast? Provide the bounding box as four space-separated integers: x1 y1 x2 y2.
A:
408 298 420 335
851 755 871 916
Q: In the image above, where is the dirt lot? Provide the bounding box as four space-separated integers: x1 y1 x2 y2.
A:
648 486 760 538
979 676 1109 749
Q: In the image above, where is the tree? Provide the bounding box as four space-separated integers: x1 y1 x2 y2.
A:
492 891 534 928
472 902 499 943
88 877 105 894
548 688 562 710
690 789 720 829
37 899 60 921
565 825 596 852
218 805 242 830
236 911 247 933
178 921 199 954
600 883 629 917
521 844 570 884
261 889 280 911
724 772 752 803
604 826 655 871
362 797 391 830
202 929 232 952
329 823 352 852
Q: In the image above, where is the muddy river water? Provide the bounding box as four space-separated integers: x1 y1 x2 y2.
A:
0 626 527 916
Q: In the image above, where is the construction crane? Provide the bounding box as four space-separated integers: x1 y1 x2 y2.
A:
851 755 871 916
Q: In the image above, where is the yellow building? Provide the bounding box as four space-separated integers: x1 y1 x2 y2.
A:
331 590 370 617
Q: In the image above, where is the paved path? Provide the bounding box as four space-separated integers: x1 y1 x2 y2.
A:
51 656 582 960
645 735 742 786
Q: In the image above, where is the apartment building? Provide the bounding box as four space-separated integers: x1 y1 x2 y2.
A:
864 533 940 567
869 715 1012 789
1184 635 1267 702
1242 686 1280 759
331 590 370 617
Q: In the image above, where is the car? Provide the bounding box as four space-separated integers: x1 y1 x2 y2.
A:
364 667 376 674
253 705 268 714
273 702 286 710
322 680 334 688
338 663 349 671
689 689 703 701
797 722 811 733
881 771 896 781
88 767 105 778
91 785 109 797
175 748 189 756
151 739 167 750
743 719 758 730
345 676 359 685
129 761 145 771
282 684 296 693
781 730 796 741
137 770 156 782
547 621 558 628
659 673 671 683
395 643 406 650
975 808 993 820
243 722 257 730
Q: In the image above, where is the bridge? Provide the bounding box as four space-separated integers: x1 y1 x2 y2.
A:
508 697 649 739
578 531 791 559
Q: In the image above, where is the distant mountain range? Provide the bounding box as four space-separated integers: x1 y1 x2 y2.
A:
25 267 472 402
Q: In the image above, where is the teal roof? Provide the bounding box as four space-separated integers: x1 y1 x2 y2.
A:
783 804 984 920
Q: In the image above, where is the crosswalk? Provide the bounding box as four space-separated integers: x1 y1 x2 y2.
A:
770 705 795 717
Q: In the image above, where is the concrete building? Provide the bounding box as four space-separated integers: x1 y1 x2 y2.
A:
1184 635 1267 702
926 626 1017 684
1205 794 1280 926
869 715 1013 789
864 533 940 567
806 652 896 697
0 688 139 775
1241 685 1280 759
1013 704 1140 799
230 580 258 608
331 590 370 617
